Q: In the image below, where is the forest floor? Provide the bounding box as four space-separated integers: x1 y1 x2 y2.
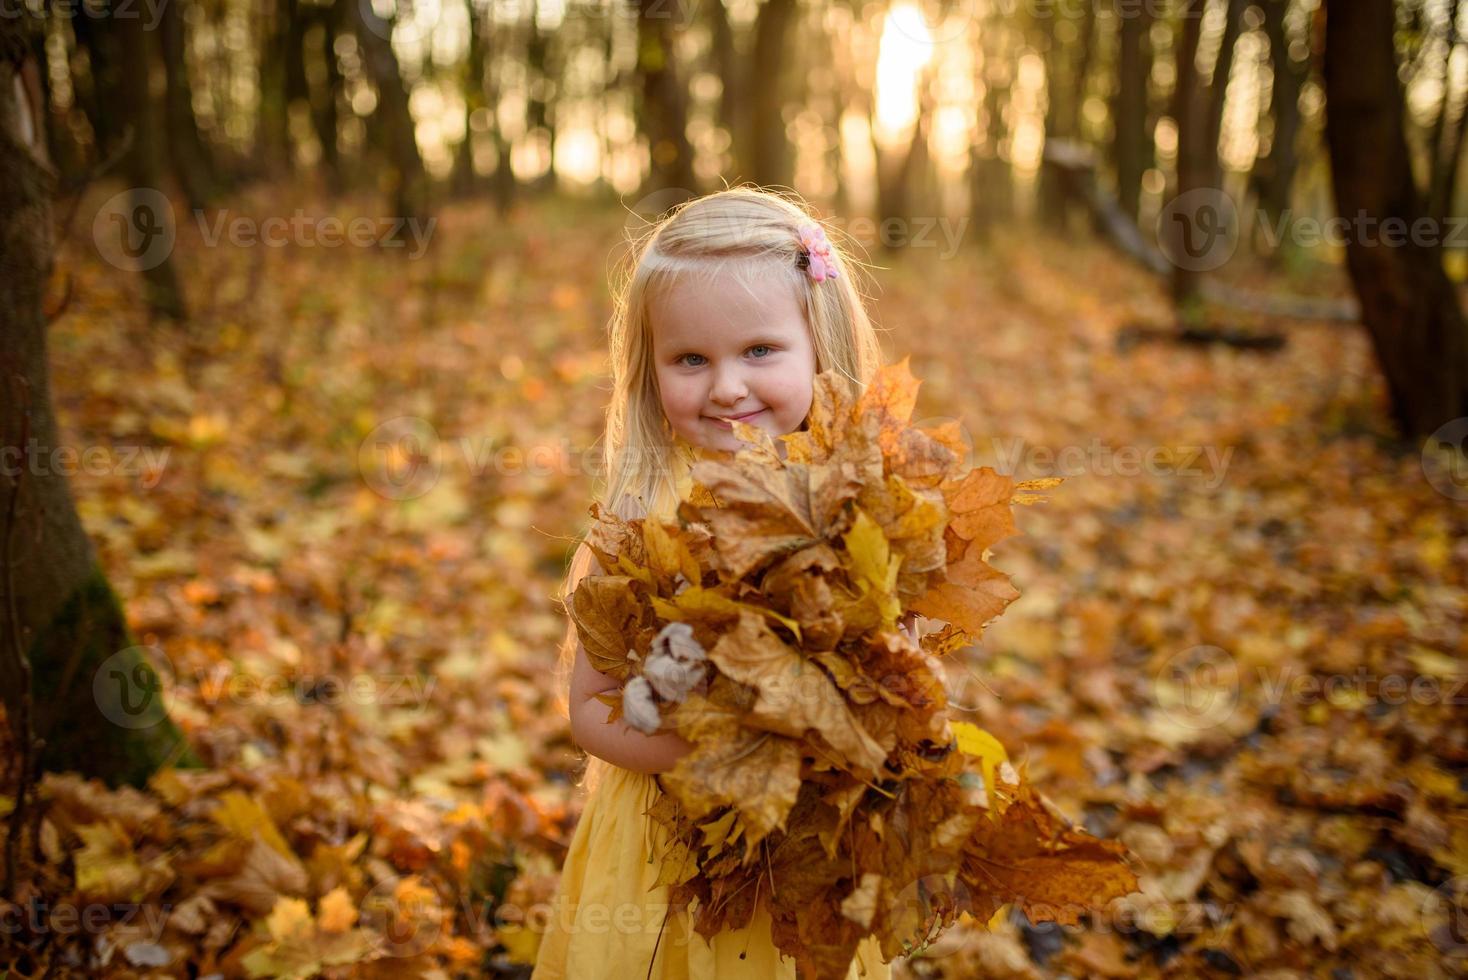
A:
6 187 1467 978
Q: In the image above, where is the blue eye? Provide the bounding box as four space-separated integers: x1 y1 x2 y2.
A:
678 354 706 367
749 345 772 357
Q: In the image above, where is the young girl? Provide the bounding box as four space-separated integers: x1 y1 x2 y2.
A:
531 187 897 979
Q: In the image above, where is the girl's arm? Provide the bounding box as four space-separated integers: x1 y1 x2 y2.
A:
564 542 694 774
569 636 695 774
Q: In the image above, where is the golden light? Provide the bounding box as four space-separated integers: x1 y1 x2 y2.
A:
873 3 935 147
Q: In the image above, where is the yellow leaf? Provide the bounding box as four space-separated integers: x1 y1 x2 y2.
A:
74 821 145 901
843 508 902 627
499 923 541 965
699 809 740 859
213 790 294 861
266 896 314 943
317 887 357 934
952 722 1008 795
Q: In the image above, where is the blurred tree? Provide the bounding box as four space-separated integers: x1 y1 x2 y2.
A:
353 0 432 230
455 0 489 199
160 0 225 207
708 0 742 177
1112 0 1156 222
0 27 201 790
110 2 187 320
970 11 1014 239
1427 0 1467 225
305 0 347 191
636 0 696 191
748 0 795 187
1168 0 1208 314
1249 0 1307 235
1204 0 1248 187
257 0 294 175
528 0 560 193
1039 1 1097 228
878 71 934 245
1324 0 1468 437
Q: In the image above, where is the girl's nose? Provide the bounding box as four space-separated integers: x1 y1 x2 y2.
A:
709 368 748 405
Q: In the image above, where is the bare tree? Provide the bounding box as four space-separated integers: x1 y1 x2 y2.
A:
747 0 795 187
1323 0 1468 437
636 0 697 191
1113 0 1156 221
1250 0 1307 230
1 26 200 794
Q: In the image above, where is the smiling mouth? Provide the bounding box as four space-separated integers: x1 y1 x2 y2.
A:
707 409 765 426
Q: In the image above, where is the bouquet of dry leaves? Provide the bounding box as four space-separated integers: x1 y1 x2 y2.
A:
568 359 1138 977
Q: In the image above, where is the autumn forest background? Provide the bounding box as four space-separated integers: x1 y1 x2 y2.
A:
2 0 1468 976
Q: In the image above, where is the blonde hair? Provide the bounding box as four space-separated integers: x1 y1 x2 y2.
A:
553 186 884 795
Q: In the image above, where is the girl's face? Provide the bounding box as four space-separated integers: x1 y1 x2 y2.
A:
650 269 817 454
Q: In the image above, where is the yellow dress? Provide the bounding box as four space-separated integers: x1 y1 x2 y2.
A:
530 762 891 979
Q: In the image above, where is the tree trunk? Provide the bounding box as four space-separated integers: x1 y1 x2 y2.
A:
970 13 1013 240
1112 0 1154 221
454 0 487 198
1204 0 1248 187
353 0 432 230
878 76 934 244
636 0 696 191
747 0 794 187
110 6 188 321
1251 0 1305 230
257 0 292 174
528 0 558 193
489 3 516 215
70 14 120 156
1037 8 1069 227
1037 2 1095 228
709 0 741 177
1428 0 1467 223
307 0 345 191
159 0 222 208
1168 0 1208 315
1323 0 1468 438
0 33 201 789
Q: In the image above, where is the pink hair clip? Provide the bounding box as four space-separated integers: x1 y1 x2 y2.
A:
797 222 839 283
